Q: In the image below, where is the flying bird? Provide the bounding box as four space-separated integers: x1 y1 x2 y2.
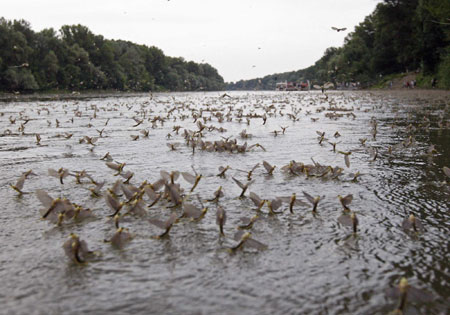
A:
331 26 347 32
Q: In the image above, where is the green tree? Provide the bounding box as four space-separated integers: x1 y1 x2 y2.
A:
0 18 223 92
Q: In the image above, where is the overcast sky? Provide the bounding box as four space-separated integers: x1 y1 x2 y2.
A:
3 0 381 82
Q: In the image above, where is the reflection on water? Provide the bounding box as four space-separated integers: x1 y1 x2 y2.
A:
1 90 449 314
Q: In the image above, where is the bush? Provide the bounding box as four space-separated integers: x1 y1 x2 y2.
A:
437 48 450 89
415 73 433 89
18 69 39 90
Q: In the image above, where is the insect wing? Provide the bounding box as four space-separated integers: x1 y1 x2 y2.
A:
36 189 54 208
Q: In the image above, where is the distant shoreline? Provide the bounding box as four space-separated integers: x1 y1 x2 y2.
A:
0 90 147 102
1 89 448 103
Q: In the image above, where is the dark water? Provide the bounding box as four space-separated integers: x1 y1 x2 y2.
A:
1 91 449 314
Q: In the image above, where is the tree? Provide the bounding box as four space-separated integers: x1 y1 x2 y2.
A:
0 18 224 92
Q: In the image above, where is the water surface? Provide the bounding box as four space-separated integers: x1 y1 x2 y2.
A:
1 90 449 314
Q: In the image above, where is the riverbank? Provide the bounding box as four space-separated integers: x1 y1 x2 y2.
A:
369 88 450 98
370 72 449 91
0 90 154 103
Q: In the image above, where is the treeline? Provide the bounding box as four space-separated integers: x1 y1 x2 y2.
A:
227 0 450 90
0 18 224 92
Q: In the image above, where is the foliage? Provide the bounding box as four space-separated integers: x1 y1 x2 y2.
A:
227 0 450 90
436 47 450 89
0 19 224 92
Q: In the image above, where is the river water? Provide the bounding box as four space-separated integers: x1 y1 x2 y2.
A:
1 90 449 314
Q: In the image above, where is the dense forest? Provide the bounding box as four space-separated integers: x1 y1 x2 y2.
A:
0 19 224 92
227 0 450 90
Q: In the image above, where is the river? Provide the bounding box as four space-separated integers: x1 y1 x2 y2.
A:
1 90 449 314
